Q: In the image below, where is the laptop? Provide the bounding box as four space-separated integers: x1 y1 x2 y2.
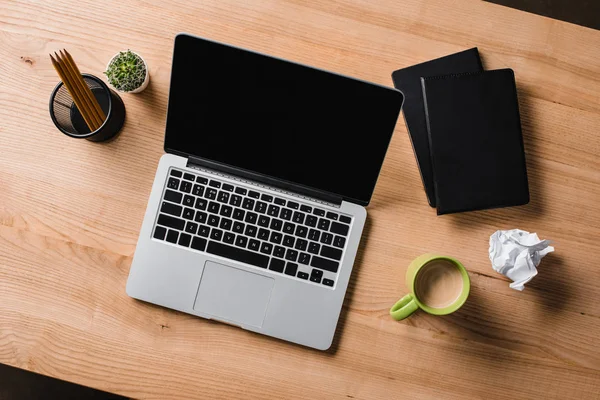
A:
126 33 404 350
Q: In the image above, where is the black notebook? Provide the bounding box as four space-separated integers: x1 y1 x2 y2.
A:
421 69 529 215
391 48 483 207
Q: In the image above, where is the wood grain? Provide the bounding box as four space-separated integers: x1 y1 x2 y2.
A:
1 0 600 399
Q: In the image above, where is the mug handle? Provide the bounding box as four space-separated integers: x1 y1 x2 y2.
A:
390 294 419 320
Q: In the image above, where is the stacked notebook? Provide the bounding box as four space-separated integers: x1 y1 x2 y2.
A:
392 49 530 215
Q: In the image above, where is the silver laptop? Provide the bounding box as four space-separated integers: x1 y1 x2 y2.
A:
126 33 403 350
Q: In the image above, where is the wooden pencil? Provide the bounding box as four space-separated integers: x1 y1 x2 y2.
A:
62 49 106 124
50 53 97 131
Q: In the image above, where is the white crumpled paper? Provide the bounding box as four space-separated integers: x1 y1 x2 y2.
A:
488 229 554 291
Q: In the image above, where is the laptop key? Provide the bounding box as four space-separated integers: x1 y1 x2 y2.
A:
245 212 258 224
180 181 192 193
285 249 298 262
242 198 255 210
219 218 232 231
220 205 233 218
318 218 330 231
255 201 267 214
205 188 217 200
248 239 260 251
218 191 230 203
198 225 210 237
313 208 325 216
260 242 273 255
283 235 295 248
295 226 307 238
223 232 235 244
330 221 350 236
230 194 242 207
270 232 282 244
258 215 270 227
157 214 185 230
183 173 195 181
280 209 292 220
170 169 182 178
192 184 204 196
235 235 248 248
273 246 285 258
308 242 320 254
183 195 195 207
270 218 283 231
210 228 223 241
274 198 286 206
285 262 298 276
321 245 342 260
305 215 317 227
258 228 270 240
164 189 183 204
207 215 220 227
209 180 221 188
245 225 257 237
308 229 320 241
232 208 245 221
191 236 207 252
261 194 273 202
321 232 333 245
248 190 260 199
283 222 295 234
167 177 180 190
222 183 234 192
166 230 179 243
310 268 323 283
194 211 207 224
333 235 346 248
235 187 247 195
269 258 285 273
161 202 182 217
195 198 207 210
196 176 208 184
207 241 269 269
295 239 308 251
300 205 312 213
292 211 304 224
310 256 339 273
183 208 195 220
178 233 191 247
232 221 245 234
326 212 338 221
153 226 167 240
185 221 198 235
208 201 220 214
287 201 299 210
297 271 309 280
267 205 280 217
299 252 310 265
322 278 334 287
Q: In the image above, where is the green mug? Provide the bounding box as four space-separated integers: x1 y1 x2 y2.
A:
390 254 470 320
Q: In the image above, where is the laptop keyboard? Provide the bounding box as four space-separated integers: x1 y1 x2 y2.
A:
151 168 353 288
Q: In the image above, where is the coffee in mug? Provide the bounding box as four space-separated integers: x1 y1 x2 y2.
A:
414 259 464 308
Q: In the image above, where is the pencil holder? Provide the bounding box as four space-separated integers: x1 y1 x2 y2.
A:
49 74 126 142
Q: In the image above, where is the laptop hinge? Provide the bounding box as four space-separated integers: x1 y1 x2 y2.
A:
187 156 343 206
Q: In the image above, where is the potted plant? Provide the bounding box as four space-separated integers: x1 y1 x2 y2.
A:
104 50 149 93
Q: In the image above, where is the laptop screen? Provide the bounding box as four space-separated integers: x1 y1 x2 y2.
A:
164 34 403 205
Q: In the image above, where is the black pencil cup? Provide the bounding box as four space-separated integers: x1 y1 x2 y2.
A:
49 74 126 142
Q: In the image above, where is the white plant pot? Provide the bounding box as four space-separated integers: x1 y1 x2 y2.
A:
106 51 150 94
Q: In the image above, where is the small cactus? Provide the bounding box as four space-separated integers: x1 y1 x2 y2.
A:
104 50 147 92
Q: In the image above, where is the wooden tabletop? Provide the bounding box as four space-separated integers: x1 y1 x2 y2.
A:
1 0 600 399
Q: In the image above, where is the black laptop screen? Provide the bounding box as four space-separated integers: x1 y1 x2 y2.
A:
164 34 403 205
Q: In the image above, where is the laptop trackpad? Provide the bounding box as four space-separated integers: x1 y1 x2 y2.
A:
193 261 274 328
